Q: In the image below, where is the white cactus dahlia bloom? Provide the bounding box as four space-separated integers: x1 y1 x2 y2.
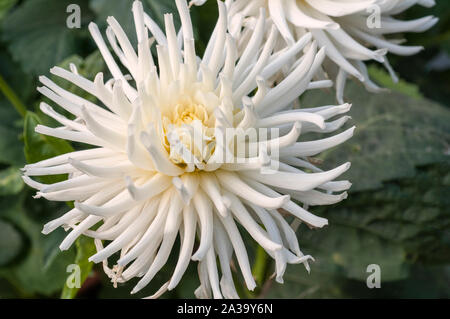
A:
23 0 354 298
192 0 438 103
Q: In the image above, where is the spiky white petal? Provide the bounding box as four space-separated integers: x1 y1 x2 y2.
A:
24 0 354 298
197 0 438 103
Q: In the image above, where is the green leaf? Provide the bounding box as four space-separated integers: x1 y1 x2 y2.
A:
0 102 24 166
0 52 28 166
0 166 23 196
0 219 23 267
0 192 76 296
1 0 93 75
267 264 450 299
302 81 450 192
368 65 423 99
301 224 409 282
23 111 73 184
331 163 450 265
0 0 16 22
266 265 354 299
0 46 35 116
268 163 450 298
61 236 96 299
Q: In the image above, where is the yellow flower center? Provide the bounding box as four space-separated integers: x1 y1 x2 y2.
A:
162 99 217 168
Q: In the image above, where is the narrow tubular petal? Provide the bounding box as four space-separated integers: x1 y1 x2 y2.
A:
75 190 137 217
258 41 317 115
125 173 172 202
84 205 142 240
281 188 348 206
243 178 328 228
310 29 363 81
200 173 229 217
216 171 289 210
42 208 83 235
306 0 377 17
207 0 227 78
285 0 338 29
234 8 265 84
117 194 166 266
23 148 115 168
257 111 325 129
35 125 103 146
232 25 278 104
213 217 239 299
226 191 283 252
39 175 107 193
242 162 351 192
164 13 182 79
24 163 77 176
132 194 183 294
126 124 155 170
140 126 184 176
249 204 287 283
168 204 197 290
216 212 256 291
88 22 137 100
205 245 223 299
260 32 312 80
35 180 112 201
247 121 302 152
88 203 149 263
39 102 86 132
81 105 127 149
59 215 102 251
191 190 213 261
280 126 355 157
268 0 294 44
69 158 137 179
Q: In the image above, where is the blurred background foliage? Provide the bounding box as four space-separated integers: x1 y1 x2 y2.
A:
0 0 448 299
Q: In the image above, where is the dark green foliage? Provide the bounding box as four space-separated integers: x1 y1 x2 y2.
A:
268 163 450 298
301 80 450 192
1 0 95 75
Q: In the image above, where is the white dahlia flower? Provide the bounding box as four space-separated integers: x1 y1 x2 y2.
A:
23 0 354 298
192 0 438 103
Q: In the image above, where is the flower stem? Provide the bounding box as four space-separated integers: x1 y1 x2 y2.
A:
252 245 269 287
0 72 27 117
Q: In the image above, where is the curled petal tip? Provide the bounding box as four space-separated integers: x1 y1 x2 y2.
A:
280 195 291 207
328 22 340 30
33 193 42 199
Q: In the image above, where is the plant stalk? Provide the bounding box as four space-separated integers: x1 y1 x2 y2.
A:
252 245 269 288
0 72 27 117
